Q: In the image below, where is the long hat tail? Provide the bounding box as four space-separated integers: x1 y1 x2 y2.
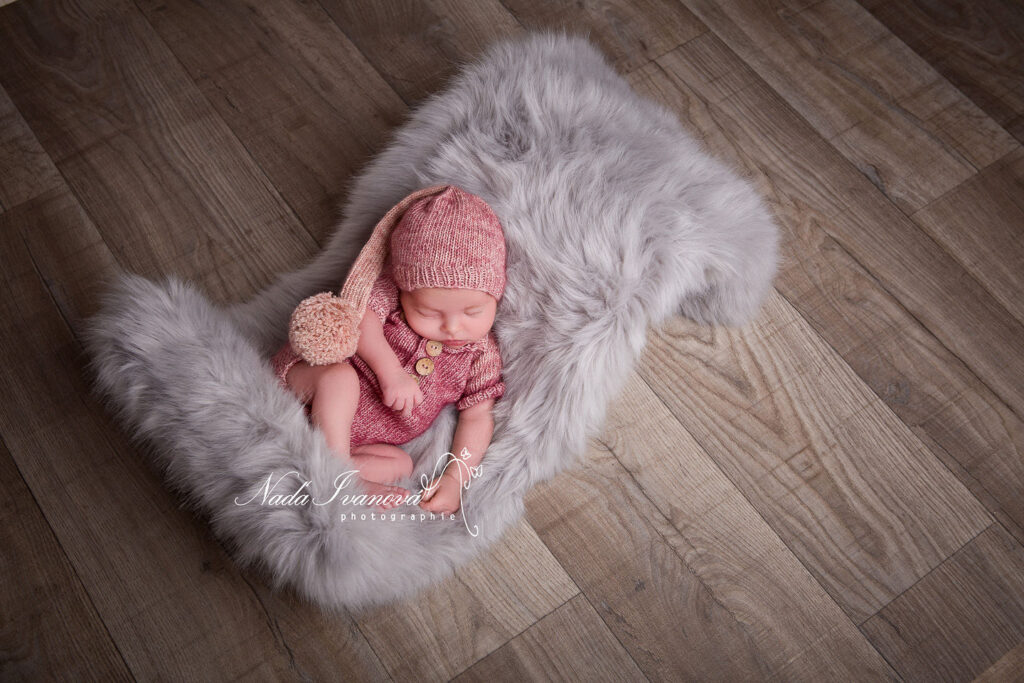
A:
337 184 450 312
287 184 450 366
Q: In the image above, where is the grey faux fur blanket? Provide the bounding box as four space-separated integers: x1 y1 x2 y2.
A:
82 30 779 612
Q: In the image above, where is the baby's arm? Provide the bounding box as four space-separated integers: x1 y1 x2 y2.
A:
421 398 495 511
353 308 403 381
355 308 423 416
447 398 496 477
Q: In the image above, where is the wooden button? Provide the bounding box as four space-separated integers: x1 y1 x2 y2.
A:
415 357 434 376
425 340 443 357
408 372 421 384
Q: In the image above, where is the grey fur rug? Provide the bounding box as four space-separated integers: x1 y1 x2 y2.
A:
82 30 778 613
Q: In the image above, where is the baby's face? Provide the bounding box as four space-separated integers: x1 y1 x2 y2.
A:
399 287 497 346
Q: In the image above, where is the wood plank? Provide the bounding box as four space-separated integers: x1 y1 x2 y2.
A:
0 0 315 304
973 640 1024 683
519 380 898 679
912 146 1024 328
0 83 62 211
354 518 579 680
499 0 706 74
860 0 1024 143
598 371 897 678
0 440 132 681
683 0 1017 214
317 0 523 105
635 286 992 624
451 594 645 681
0 187 391 680
627 35 1024 545
136 0 409 237
861 524 1024 681
524 436 778 680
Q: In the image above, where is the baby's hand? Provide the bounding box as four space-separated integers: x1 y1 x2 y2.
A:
379 368 424 418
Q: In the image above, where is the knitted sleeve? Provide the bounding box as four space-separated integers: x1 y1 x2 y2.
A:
366 274 399 324
457 335 505 411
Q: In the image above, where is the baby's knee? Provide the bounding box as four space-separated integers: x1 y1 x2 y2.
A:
315 360 357 393
354 444 414 479
382 451 414 481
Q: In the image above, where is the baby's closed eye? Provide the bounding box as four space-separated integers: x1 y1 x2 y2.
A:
417 308 483 317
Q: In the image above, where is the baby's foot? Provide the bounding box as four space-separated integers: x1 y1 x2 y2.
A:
357 478 409 510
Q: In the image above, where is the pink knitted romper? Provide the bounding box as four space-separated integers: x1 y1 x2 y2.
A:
271 184 508 450
270 268 505 448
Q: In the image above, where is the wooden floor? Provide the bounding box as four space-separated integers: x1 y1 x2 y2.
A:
1 0 1023 680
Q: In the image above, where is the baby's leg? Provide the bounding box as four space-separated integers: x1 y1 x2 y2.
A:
284 360 409 509
286 360 357 456
350 444 415 484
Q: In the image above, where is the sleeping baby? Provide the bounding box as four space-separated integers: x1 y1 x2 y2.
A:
270 185 506 514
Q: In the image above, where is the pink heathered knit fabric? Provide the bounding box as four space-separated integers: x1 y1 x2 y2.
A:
389 186 506 303
270 270 505 449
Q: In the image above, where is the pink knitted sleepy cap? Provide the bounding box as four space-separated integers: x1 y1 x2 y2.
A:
288 184 507 366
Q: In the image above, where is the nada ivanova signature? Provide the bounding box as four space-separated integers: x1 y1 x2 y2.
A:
234 447 483 536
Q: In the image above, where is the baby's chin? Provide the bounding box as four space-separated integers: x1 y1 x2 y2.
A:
433 333 485 347
438 336 478 346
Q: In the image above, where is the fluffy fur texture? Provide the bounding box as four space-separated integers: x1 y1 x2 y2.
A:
81 30 779 614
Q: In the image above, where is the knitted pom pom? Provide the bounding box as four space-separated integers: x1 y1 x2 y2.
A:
288 292 362 366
